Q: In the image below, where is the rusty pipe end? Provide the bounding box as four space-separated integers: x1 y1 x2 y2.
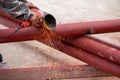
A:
44 14 56 29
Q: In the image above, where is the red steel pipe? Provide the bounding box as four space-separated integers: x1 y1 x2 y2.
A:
0 9 120 39
0 13 120 43
54 40 120 77
0 21 120 43
69 37 120 65
0 13 120 39
0 10 19 28
0 27 42 43
55 19 120 38
0 15 19 28
0 15 120 77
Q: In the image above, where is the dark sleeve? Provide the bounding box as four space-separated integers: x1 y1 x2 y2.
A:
18 0 28 3
0 0 33 20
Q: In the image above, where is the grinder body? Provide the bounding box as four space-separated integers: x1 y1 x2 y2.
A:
27 8 56 29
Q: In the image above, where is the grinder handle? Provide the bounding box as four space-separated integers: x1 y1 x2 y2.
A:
20 8 43 28
20 21 31 28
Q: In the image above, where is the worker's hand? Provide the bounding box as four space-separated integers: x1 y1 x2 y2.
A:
29 11 40 26
25 2 38 9
25 2 40 26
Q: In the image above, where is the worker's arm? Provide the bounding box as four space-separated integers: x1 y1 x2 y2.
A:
0 0 40 25
0 0 33 20
19 0 28 3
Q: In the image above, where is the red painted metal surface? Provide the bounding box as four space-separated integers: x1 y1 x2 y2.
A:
69 37 120 65
0 10 19 28
0 13 120 39
0 65 111 80
0 13 120 43
0 15 19 28
55 19 120 38
0 9 120 78
0 27 42 43
0 22 120 43
55 40 120 77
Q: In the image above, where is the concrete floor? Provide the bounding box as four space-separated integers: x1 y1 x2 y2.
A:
0 0 120 79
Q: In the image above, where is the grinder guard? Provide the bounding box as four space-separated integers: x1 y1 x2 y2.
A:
33 9 56 29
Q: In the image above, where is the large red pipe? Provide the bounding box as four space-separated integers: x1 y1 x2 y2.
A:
0 10 120 39
69 37 120 65
0 10 19 28
0 21 120 43
54 40 120 77
0 27 42 43
55 19 120 38
0 13 120 42
0 15 120 77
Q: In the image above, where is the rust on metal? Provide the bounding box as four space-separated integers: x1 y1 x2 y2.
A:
0 65 111 80
0 10 120 78
55 19 120 38
0 27 42 43
69 36 120 65
54 40 120 77
0 10 20 28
